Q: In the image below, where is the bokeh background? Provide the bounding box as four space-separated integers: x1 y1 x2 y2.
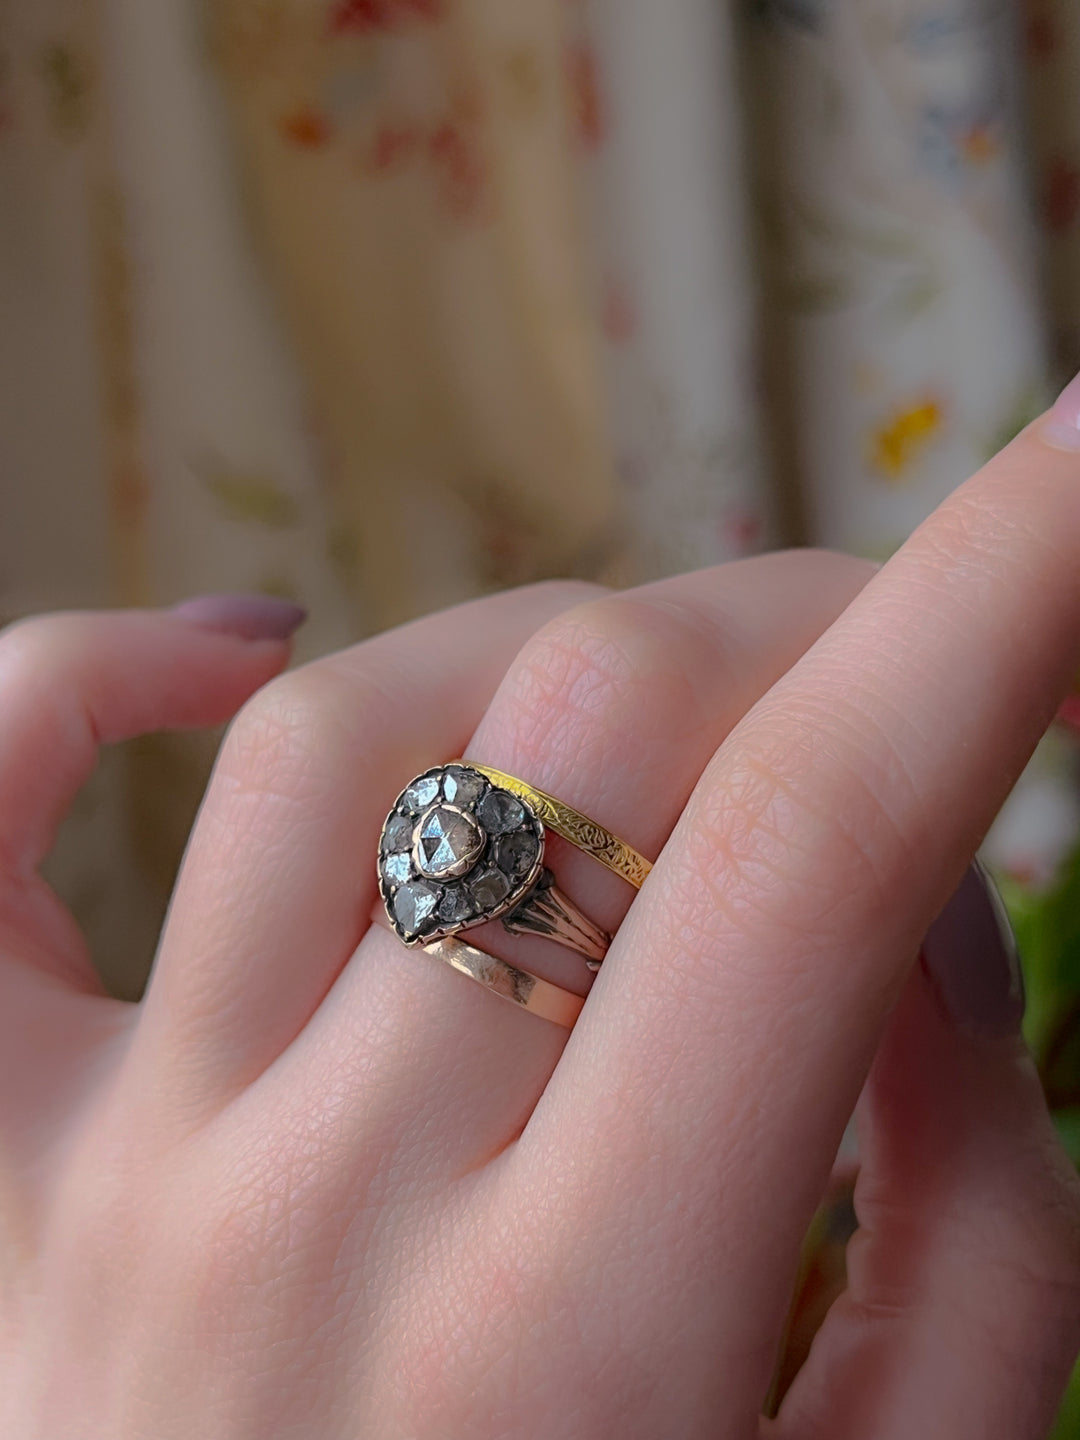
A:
2 0 1080 1428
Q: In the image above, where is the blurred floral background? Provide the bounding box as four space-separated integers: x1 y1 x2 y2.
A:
1 0 1079 1428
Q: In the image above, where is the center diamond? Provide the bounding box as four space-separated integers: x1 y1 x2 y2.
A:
415 806 485 880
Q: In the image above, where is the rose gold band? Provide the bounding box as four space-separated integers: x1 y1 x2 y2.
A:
371 909 584 1029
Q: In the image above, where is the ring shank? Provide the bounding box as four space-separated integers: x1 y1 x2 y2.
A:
371 909 584 1029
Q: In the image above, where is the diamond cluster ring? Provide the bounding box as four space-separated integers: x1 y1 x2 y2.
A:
377 762 651 970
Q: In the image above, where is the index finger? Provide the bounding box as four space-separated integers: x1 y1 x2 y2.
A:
519 387 1080 1400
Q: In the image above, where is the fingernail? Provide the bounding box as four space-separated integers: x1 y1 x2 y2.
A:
1041 372 1080 453
920 860 1025 1040
169 593 307 641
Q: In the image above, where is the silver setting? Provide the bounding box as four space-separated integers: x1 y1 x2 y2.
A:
377 763 610 966
378 764 545 947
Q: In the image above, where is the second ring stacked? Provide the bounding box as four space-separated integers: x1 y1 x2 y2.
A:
376 762 652 1024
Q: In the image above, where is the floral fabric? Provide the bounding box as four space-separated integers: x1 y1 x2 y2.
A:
0 0 1078 989
746 0 1048 556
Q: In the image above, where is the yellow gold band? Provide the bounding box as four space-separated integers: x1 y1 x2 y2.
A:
465 763 652 889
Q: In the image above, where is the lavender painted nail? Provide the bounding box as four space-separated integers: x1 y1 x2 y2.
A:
921 860 1025 1040
169 593 307 642
1041 372 1080 453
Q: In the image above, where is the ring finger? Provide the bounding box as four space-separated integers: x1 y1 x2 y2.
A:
262 550 876 1185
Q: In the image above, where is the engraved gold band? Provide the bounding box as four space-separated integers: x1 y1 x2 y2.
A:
465 764 652 889
373 910 583 1029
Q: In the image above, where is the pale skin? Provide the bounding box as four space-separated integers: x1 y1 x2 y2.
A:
3 408 1080 1439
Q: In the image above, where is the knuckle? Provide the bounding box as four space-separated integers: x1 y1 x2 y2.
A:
506 605 642 716
217 665 355 805
0 614 74 684
0 618 95 756
489 593 727 781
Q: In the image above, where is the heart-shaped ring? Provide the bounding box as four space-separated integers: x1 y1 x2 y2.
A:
377 763 618 966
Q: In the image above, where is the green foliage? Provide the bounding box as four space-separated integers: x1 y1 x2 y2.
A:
1055 1108 1080 1169
997 830 1080 1435
1051 1356 1080 1440
998 836 1080 1087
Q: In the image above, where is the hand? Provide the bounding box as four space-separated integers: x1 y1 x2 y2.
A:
3 406 1080 1439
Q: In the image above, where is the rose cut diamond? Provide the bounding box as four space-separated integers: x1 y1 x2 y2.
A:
437 885 474 924
382 813 413 853
496 829 539 878
415 806 485 879
393 881 439 934
470 868 511 910
478 790 525 835
383 851 412 887
442 767 485 807
403 776 440 813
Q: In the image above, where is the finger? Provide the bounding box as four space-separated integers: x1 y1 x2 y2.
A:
0 600 302 988
267 551 875 1191
774 874 1080 1440
521 401 1080 1422
0 599 304 873
134 583 604 1118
